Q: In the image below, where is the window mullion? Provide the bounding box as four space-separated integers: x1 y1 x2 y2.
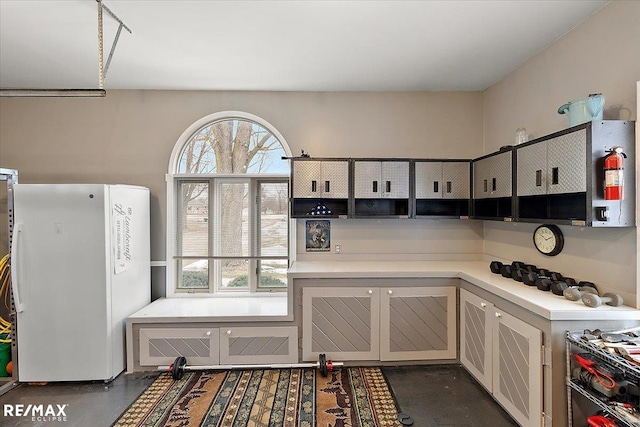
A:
249 178 258 293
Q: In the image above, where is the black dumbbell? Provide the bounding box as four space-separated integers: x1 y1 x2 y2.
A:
523 264 538 273
578 281 598 292
523 272 540 286
564 286 598 301
582 293 624 308
536 277 553 291
548 271 563 281
537 268 551 277
511 261 526 270
500 264 514 278
564 277 577 287
511 268 526 282
490 261 503 274
550 281 569 296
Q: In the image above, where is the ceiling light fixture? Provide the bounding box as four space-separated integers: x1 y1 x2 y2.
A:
0 0 131 98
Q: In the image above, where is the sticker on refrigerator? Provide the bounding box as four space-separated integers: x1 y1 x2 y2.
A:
113 203 133 274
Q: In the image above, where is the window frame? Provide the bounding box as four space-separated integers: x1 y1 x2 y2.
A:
166 112 293 297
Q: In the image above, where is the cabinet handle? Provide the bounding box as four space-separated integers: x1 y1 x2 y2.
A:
325 180 330 193
535 170 542 187
492 178 497 192
368 289 373 294
386 181 391 193
480 302 487 308
226 330 232 335
446 181 452 193
433 181 439 193
552 167 559 185
372 181 378 193
495 312 502 318
311 180 317 192
206 331 212 336
388 290 393 295
483 179 488 192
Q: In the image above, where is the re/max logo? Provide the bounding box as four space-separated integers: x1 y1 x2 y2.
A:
3 403 68 418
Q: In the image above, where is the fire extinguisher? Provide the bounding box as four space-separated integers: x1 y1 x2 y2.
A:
604 147 626 200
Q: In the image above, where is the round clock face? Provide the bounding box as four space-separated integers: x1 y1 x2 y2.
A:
533 225 564 256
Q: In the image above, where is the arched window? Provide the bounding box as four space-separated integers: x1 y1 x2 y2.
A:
167 112 291 294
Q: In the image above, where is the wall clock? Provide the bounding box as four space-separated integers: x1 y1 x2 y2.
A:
533 224 564 256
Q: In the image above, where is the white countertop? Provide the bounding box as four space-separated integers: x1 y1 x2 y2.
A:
288 260 640 321
127 294 289 323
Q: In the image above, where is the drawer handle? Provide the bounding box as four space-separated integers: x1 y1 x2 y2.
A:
226 330 232 335
368 289 373 295
206 331 212 336
325 180 330 193
386 181 391 193
311 180 317 192
388 290 393 295
492 177 497 192
535 170 542 187
480 302 487 308
446 181 452 193
372 181 378 193
433 181 439 193
495 312 502 318
483 179 488 192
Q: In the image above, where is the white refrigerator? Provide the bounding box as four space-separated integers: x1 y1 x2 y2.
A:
11 184 151 382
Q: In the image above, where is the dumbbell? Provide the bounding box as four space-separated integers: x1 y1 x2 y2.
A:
536 277 553 291
490 261 503 274
582 293 624 308
523 272 541 287
500 264 514 278
563 286 598 301
511 268 527 282
549 277 579 296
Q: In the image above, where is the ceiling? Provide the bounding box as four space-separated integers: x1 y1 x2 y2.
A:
0 0 609 92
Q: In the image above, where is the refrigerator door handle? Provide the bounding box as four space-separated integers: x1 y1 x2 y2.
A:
10 224 24 312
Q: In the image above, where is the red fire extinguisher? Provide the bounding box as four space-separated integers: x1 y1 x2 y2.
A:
604 147 626 200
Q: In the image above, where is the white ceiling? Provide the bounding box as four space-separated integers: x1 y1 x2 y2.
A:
0 0 609 92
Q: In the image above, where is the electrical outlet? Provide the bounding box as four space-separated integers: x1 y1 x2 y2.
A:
335 243 341 254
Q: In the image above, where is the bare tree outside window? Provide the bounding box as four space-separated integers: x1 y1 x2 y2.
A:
176 118 289 292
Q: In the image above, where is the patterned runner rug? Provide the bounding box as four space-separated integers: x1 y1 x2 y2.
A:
113 368 401 427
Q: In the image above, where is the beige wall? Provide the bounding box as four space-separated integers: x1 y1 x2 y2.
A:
483 0 640 306
0 91 485 290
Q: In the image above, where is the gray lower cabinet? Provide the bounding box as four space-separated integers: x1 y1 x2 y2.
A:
380 286 456 361
139 326 298 367
302 287 380 361
139 327 220 366
460 289 542 427
303 286 456 362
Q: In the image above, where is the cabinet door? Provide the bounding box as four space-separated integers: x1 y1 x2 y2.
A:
460 289 492 391
380 286 456 361
220 327 298 364
491 151 513 198
354 161 382 198
321 161 349 199
302 287 380 361
381 161 410 198
442 161 470 199
492 310 542 427
139 327 219 366
415 162 443 199
292 161 323 198
473 158 491 199
517 142 547 197
547 129 587 195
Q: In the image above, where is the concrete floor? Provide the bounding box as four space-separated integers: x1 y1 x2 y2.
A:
0 365 516 427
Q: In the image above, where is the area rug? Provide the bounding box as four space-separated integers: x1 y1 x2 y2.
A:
113 368 402 427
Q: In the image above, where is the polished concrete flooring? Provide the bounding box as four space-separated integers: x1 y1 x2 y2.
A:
0 365 516 427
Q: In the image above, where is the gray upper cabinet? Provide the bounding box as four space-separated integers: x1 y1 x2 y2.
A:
473 151 512 199
515 121 635 226
517 129 587 197
292 160 349 199
416 161 470 199
354 161 409 199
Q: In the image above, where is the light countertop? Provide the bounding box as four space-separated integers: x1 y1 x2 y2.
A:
288 260 640 322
